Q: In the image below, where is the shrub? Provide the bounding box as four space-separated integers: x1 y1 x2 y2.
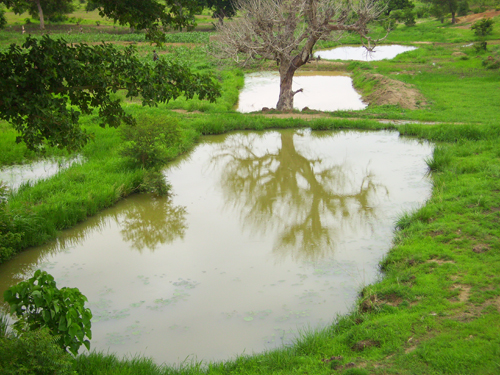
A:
119 115 182 170
3 270 92 356
0 9 6 30
0 327 74 374
474 41 488 53
471 18 494 36
482 55 500 69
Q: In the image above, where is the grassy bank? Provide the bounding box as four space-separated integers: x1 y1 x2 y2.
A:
1 5 500 374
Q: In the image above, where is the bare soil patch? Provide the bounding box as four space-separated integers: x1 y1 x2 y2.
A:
451 284 471 303
363 74 427 110
456 10 500 25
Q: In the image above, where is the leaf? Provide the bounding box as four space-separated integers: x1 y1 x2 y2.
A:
58 316 67 331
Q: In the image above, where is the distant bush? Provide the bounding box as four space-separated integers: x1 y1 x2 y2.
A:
457 0 470 16
474 41 488 52
482 55 500 69
403 7 416 26
47 14 68 23
0 9 6 30
471 18 494 36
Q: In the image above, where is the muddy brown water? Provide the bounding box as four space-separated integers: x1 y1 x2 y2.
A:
314 45 417 61
237 71 366 112
0 129 432 364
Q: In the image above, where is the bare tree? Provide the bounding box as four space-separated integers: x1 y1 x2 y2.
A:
214 0 387 111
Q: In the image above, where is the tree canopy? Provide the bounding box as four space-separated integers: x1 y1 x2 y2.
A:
204 0 237 25
86 0 203 41
1 0 75 29
0 36 220 151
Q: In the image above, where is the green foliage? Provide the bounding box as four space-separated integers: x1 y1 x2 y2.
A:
1 0 75 24
474 40 488 52
386 0 415 15
471 18 494 36
0 8 7 29
457 0 470 16
205 0 237 24
87 0 203 41
3 270 92 356
139 170 171 196
0 183 22 263
0 35 220 152
482 55 500 69
394 7 417 26
119 115 182 169
0 327 74 375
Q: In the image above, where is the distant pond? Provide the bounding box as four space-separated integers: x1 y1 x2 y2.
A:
0 129 433 365
237 71 366 112
314 45 417 61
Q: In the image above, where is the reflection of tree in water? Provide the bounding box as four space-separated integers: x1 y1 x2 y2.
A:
210 130 388 261
4 195 187 281
117 196 187 252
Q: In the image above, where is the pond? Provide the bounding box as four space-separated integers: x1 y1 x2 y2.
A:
0 156 84 192
0 129 433 365
237 71 366 112
314 45 417 61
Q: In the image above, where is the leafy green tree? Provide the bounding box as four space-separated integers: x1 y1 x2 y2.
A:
0 0 75 29
87 0 203 40
457 0 469 16
204 0 237 26
471 18 494 36
0 35 220 152
424 0 459 23
385 0 415 15
3 270 92 355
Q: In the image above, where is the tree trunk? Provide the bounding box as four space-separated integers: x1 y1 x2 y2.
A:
276 66 297 111
451 11 456 24
34 0 45 30
276 38 318 111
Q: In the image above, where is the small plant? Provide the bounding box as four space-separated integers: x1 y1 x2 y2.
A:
471 18 494 36
24 18 31 24
3 270 92 355
482 55 500 69
119 115 182 170
96 21 100 27
474 41 488 53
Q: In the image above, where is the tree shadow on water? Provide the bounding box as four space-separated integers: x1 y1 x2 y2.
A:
209 130 389 262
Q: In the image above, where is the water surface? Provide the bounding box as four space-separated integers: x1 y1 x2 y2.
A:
0 130 432 364
314 45 417 61
237 72 366 112
0 156 83 192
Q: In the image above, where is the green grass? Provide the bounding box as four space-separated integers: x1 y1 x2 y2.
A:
1 6 500 375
